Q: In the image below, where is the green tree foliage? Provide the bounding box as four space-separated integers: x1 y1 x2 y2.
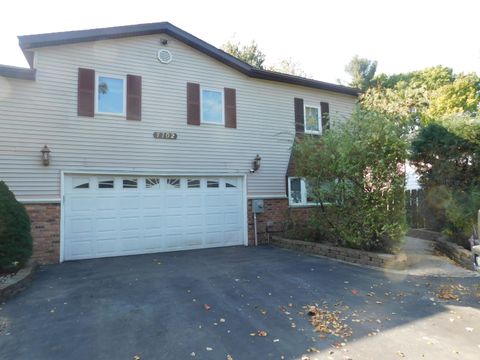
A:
268 58 308 77
294 109 408 252
221 40 266 69
363 66 480 124
345 55 377 91
410 115 480 245
0 181 33 272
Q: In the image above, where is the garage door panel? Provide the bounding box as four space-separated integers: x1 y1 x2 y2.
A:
64 175 244 260
70 197 96 212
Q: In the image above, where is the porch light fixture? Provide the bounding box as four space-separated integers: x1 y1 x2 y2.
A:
252 154 261 172
41 145 51 166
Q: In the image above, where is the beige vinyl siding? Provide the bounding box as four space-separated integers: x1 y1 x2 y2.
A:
0 34 356 201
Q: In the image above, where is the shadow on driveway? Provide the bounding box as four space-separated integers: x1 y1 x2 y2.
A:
0 246 479 359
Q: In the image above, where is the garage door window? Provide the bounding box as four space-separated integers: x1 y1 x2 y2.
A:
72 177 90 189
146 178 160 189
98 179 114 189
123 179 138 189
207 179 219 188
188 179 200 188
167 178 180 189
225 179 238 188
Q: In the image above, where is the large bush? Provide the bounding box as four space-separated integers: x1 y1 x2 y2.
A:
0 181 33 272
410 115 480 246
294 109 408 253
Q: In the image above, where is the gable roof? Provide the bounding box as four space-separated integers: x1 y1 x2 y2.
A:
15 22 358 96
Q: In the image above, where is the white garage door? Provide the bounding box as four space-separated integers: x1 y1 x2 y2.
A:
63 175 245 260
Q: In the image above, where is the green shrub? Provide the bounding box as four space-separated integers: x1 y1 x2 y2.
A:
294 109 408 253
410 115 480 246
0 181 33 272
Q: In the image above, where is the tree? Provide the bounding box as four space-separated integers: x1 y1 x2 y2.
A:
293 109 408 252
410 115 480 244
268 58 308 77
345 55 377 91
221 40 266 69
362 66 480 125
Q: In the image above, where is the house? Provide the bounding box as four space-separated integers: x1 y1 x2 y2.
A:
0 22 358 263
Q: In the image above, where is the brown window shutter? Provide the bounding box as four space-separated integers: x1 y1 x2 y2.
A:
126 75 142 121
321 102 330 131
224 88 236 128
294 98 304 134
187 82 200 125
77 68 95 117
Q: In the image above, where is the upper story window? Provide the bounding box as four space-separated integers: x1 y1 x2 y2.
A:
201 88 224 124
305 105 321 134
96 75 126 115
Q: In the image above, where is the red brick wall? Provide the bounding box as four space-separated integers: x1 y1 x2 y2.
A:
247 198 311 244
24 203 60 264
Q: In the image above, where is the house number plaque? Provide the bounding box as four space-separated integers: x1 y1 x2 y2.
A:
153 132 178 140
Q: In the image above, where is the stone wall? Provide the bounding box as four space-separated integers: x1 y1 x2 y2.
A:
24 203 60 264
435 236 475 271
270 236 404 269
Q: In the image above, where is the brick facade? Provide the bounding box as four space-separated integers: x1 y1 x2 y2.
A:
25 199 311 263
247 198 311 245
24 203 60 264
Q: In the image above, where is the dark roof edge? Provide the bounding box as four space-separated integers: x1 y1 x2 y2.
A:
0 65 36 80
18 22 359 96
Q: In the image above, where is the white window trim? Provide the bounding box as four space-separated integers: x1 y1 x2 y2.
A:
288 177 319 207
200 87 225 125
304 104 321 135
95 73 127 116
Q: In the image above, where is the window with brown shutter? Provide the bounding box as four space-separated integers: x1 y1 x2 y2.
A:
126 75 142 121
224 88 236 128
187 82 200 125
294 98 304 134
320 102 330 131
77 68 95 117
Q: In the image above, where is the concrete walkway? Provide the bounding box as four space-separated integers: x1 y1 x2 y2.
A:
397 236 478 277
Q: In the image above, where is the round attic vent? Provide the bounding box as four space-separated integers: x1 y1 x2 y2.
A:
157 49 173 64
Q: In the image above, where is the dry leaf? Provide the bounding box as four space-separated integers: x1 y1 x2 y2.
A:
258 330 268 337
204 304 211 311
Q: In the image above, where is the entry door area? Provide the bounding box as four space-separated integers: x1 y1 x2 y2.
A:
63 175 245 260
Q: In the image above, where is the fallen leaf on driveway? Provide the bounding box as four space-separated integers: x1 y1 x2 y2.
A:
204 304 211 311
249 332 256 337
351 289 359 295
258 330 268 337
206 347 213 351
133 356 141 360
226 355 233 360
396 351 405 357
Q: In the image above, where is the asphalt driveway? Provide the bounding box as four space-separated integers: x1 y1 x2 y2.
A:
0 246 479 360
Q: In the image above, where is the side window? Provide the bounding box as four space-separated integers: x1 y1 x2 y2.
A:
288 177 319 206
96 75 126 115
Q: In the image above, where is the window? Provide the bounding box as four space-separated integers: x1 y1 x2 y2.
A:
225 179 238 188
96 75 126 115
304 105 320 134
72 177 89 189
123 178 138 189
187 179 200 188
201 88 224 124
207 180 219 188
98 179 114 189
146 178 160 189
288 177 318 206
166 178 180 189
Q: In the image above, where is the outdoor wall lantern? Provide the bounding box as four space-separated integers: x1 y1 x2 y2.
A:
41 145 51 166
251 154 262 172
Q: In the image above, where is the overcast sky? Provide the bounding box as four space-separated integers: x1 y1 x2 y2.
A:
1 0 479 84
